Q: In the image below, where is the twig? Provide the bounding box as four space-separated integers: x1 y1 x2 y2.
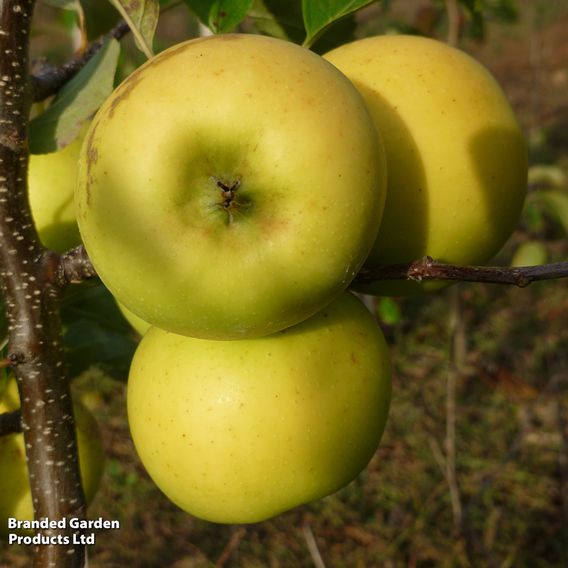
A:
56 245 98 287
354 257 568 287
215 527 246 567
303 523 327 568
0 409 22 435
444 0 461 46
31 20 129 102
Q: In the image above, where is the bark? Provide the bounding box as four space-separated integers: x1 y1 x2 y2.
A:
31 20 129 102
0 1 86 566
354 256 568 287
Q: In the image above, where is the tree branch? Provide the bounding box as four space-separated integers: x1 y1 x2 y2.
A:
0 1 87 566
31 19 129 102
56 244 98 287
354 257 568 287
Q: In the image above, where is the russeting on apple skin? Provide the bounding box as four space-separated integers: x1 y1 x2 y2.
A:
127 292 392 524
75 33 386 339
325 35 528 295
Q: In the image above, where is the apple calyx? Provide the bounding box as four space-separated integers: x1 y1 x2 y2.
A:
213 176 249 223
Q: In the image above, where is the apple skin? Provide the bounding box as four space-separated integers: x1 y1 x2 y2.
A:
28 133 84 253
0 378 105 538
117 301 151 336
127 292 391 524
325 35 528 295
76 33 386 339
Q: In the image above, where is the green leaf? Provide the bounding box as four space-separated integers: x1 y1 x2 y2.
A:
61 284 138 382
41 0 81 9
248 0 305 43
377 297 401 326
108 0 159 58
81 0 121 40
310 12 357 54
29 38 120 154
184 0 254 33
302 0 377 48
510 241 548 267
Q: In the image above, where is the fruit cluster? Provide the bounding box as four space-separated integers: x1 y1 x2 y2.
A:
29 32 528 525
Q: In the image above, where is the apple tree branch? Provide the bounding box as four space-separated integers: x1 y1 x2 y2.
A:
31 19 129 102
354 256 568 287
0 1 87 566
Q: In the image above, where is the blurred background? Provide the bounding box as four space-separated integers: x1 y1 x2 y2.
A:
3 0 568 566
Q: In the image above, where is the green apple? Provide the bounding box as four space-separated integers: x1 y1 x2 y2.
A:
127 292 391 524
28 132 85 253
117 301 151 336
325 35 528 295
0 378 105 538
76 33 386 339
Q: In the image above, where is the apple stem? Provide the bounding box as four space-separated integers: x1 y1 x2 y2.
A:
213 177 250 223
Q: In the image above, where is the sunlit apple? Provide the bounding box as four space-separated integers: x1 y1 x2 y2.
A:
325 35 527 294
76 33 386 338
127 292 391 524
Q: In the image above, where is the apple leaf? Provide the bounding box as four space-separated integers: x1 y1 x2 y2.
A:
81 0 121 40
29 38 120 154
62 284 138 382
184 0 254 33
41 0 81 9
108 0 159 59
377 297 401 326
310 12 357 53
302 0 378 48
248 0 305 43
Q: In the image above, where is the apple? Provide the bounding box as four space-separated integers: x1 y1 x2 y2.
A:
28 131 85 253
0 377 105 538
117 301 151 336
127 292 391 524
324 35 528 295
75 33 386 339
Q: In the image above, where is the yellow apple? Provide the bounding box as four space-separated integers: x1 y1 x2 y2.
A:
76 33 386 339
325 35 528 295
0 378 105 538
28 132 85 253
127 292 391 524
